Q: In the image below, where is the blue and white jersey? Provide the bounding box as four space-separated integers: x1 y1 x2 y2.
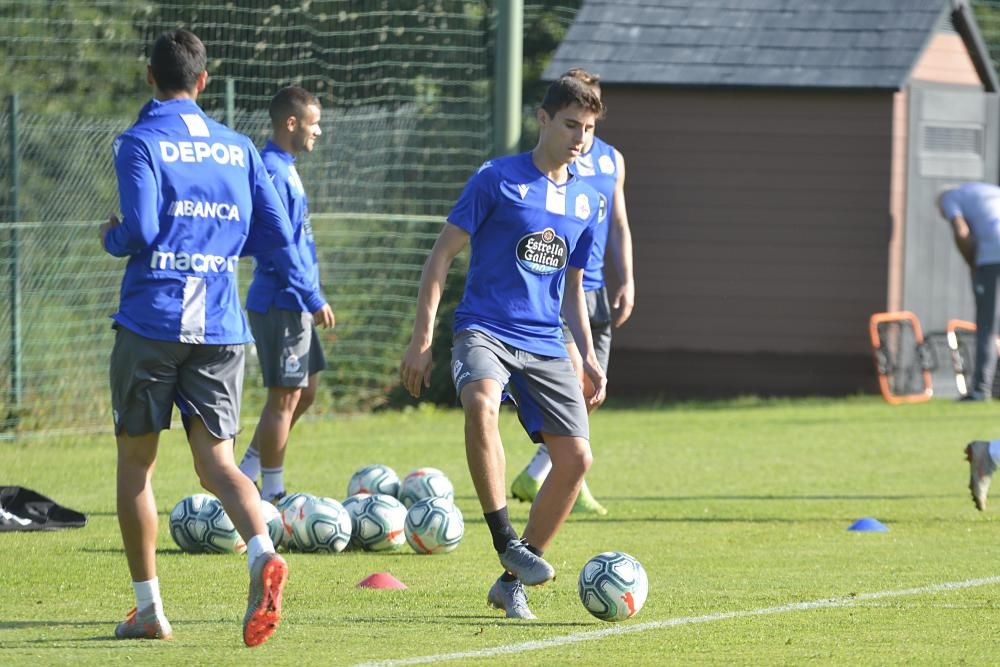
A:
449 152 601 358
940 182 1000 266
570 136 618 291
105 97 326 345
246 140 321 314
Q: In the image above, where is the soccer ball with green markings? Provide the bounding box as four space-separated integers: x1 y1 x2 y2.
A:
404 496 464 554
351 493 406 551
578 552 648 622
347 463 400 498
398 467 454 508
287 496 352 553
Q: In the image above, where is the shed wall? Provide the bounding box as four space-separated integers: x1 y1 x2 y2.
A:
597 89 895 395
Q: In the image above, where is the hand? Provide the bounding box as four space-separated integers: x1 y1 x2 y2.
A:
611 281 634 328
99 214 120 247
312 304 335 329
400 341 433 398
581 356 607 407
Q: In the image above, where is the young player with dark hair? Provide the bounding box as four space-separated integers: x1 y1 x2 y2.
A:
101 29 330 646
238 85 335 503
400 75 606 619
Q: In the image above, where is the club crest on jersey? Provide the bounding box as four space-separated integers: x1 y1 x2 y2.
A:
516 227 567 275
598 154 615 174
575 193 591 220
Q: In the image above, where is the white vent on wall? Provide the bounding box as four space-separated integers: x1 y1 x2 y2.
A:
919 123 985 179
923 125 982 155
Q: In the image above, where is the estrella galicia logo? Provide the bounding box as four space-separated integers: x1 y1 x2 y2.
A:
516 227 567 275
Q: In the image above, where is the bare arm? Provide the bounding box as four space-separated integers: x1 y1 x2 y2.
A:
562 266 607 406
606 148 635 327
400 223 469 397
949 214 976 268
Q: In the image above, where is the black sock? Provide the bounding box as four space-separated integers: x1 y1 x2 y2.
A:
483 507 519 553
525 542 543 558
500 571 517 582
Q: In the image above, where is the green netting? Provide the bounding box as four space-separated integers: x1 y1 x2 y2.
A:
0 1 581 436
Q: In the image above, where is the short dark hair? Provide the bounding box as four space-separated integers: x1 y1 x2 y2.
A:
269 86 320 127
561 68 602 98
149 29 206 93
540 75 604 120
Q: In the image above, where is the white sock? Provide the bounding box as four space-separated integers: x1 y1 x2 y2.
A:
261 466 284 501
132 577 164 614
239 446 261 482
525 444 552 481
989 440 1000 466
246 534 276 572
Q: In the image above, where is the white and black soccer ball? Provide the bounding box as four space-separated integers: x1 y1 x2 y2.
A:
347 463 400 498
404 497 464 554
275 492 314 547
169 493 215 554
351 493 406 551
578 552 648 622
341 492 371 549
287 496 352 553
196 496 247 554
398 467 454 508
259 499 284 549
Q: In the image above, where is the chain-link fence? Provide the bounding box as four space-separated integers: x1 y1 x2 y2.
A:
0 0 580 437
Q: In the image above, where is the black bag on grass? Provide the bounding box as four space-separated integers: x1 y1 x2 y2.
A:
0 486 87 531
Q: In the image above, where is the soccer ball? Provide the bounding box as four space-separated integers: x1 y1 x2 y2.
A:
275 492 314 546
169 493 215 553
398 467 454 508
286 496 352 553
259 499 284 549
578 552 648 622
404 497 464 554
347 464 400 498
196 497 247 554
341 492 371 549
351 493 406 551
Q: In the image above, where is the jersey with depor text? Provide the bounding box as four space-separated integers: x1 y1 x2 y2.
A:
106 97 326 345
449 152 601 358
246 140 321 314
570 136 617 291
940 182 1000 267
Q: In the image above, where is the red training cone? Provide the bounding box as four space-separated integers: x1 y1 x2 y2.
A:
356 572 408 589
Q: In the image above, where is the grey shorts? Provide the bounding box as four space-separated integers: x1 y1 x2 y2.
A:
561 286 613 373
248 307 327 388
109 325 244 439
451 329 589 444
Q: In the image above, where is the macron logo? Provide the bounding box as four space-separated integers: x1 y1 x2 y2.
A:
517 184 529 199
150 250 239 274
160 140 246 167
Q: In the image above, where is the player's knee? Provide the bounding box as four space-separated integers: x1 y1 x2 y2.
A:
462 389 499 425
267 386 302 414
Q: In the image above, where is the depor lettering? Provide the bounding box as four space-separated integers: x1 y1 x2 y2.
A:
159 140 246 167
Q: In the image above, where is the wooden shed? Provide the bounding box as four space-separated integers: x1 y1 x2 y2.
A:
546 0 1000 397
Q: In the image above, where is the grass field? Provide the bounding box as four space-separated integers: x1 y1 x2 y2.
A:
3 397 1000 665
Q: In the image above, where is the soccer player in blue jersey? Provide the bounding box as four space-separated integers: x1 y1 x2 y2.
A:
238 86 335 503
511 69 635 516
400 75 606 619
100 29 330 646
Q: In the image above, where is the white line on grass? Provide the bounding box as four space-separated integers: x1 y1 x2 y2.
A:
353 576 1000 667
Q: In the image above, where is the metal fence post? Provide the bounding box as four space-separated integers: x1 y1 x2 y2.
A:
6 94 22 431
494 0 523 156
